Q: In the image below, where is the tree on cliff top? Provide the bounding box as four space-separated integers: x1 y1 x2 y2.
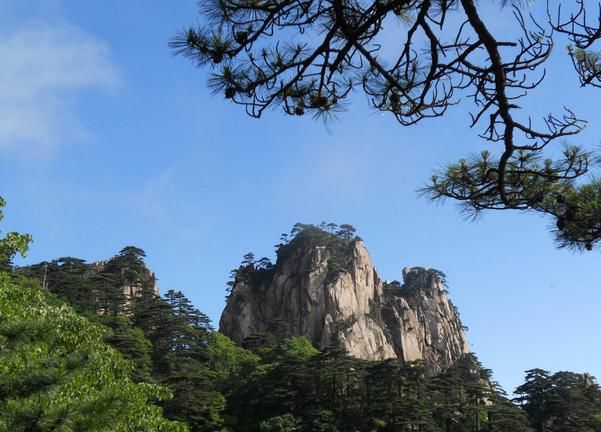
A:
172 1 601 251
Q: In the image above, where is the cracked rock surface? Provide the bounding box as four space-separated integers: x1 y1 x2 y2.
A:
220 239 468 374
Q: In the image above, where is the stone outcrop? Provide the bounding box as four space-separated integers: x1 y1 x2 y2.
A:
90 260 159 298
220 236 469 373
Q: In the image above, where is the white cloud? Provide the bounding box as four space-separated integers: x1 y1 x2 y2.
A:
0 20 117 157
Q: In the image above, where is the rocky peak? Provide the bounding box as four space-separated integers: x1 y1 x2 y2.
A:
220 226 468 373
381 266 468 372
91 260 159 299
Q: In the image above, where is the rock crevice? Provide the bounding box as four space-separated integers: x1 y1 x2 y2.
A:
220 239 468 373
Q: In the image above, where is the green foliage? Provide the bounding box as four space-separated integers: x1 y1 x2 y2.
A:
515 368 601 432
0 273 186 432
570 45 601 86
206 332 259 386
129 287 229 432
175 1 601 251
277 336 319 360
227 252 276 299
101 315 154 383
17 247 234 432
12 241 599 432
543 179 601 251
277 223 360 283
15 245 158 317
486 395 534 432
0 197 32 271
220 337 545 432
160 358 226 432
427 162 601 252
422 147 591 221
228 223 360 298
258 414 301 432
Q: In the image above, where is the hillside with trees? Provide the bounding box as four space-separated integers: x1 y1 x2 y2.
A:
2 1 601 430
3 204 600 431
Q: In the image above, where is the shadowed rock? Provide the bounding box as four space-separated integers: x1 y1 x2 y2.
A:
220 237 468 374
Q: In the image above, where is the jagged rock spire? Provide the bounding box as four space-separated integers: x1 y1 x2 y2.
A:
220 236 468 373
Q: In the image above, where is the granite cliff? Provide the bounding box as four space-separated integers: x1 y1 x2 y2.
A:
220 225 469 373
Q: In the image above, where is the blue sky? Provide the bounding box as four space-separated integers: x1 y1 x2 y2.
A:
1 0 600 393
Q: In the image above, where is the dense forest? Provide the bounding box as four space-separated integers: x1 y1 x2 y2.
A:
2 222 601 431
4 0 601 429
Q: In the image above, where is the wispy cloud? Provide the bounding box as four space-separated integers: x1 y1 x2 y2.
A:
0 20 118 158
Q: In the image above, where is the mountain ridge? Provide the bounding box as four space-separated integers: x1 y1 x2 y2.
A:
220 225 469 373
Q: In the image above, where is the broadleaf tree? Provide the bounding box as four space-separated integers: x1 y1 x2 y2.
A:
0 197 32 271
0 274 187 432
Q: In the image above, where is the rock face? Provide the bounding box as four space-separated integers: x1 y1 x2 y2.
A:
220 237 468 373
91 260 160 298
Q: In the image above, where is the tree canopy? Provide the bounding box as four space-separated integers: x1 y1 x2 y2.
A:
0 197 32 270
11 241 601 432
515 368 601 431
173 0 601 251
0 273 186 432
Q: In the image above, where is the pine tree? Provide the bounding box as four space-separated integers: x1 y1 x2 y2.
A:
515 369 554 432
101 315 154 383
173 2 601 250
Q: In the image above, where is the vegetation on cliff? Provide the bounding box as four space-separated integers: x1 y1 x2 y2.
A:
5 263 601 432
3 207 601 431
228 222 361 295
15 245 601 431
